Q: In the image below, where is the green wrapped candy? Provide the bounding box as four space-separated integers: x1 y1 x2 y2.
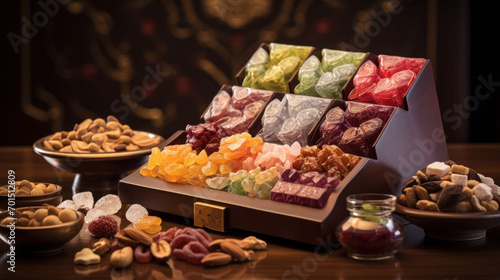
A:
278 56 301 81
260 66 289 92
321 49 365 73
242 64 266 89
269 43 313 65
315 64 356 99
298 55 322 81
294 76 320 96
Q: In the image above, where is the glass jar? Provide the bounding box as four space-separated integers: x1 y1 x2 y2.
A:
336 193 405 261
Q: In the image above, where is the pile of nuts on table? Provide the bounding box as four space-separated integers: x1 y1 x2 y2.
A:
42 115 162 153
397 160 500 212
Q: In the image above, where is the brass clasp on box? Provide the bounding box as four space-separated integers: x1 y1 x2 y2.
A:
194 202 227 232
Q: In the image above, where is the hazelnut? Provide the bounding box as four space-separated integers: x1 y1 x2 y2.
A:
59 208 77 223
33 209 49 222
42 215 62 226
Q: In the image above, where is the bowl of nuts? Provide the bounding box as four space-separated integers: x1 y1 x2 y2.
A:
33 116 165 197
0 205 84 254
0 180 63 211
395 160 500 241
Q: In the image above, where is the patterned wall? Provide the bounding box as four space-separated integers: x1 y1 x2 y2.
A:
7 0 482 146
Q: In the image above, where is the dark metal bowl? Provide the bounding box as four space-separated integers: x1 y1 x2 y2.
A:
0 206 84 254
33 131 164 198
395 203 500 241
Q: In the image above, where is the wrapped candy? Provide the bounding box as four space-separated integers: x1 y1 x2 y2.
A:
242 43 313 93
203 86 272 137
348 55 425 107
317 103 394 157
258 95 329 146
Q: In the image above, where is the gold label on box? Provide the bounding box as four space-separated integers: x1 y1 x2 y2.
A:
193 202 227 232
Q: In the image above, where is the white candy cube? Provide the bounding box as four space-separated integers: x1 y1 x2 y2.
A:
426 161 450 178
473 183 493 202
451 174 468 187
478 174 495 186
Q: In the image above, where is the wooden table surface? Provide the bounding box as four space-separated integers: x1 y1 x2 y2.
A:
1 144 500 280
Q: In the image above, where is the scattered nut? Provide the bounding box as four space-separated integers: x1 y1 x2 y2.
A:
110 247 134 268
219 241 246 262
201 252 233 267
91 238 111 255
150 240 171 261
74 248 101 265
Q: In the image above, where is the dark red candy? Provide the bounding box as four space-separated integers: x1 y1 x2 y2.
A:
338 127 368 157
88 216 119 238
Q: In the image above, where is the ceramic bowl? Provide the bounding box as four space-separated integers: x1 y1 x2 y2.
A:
0 183 63 211
33 131 164 198
395 203 500 241
0 206 84 254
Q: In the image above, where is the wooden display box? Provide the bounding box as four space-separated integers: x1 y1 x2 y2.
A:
118 59 448 245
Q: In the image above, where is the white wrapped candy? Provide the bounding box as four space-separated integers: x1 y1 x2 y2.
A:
472 183 493 202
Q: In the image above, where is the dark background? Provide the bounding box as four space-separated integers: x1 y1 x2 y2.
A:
1 0 499 146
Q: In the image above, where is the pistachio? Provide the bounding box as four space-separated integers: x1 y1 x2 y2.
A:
61 138 71 146
51 132 62 141
71 141 90 153
102 142 115 153
81 132 94 143
67 130 77 140
150 240 171 261
76 128 88 140
105 129 121 139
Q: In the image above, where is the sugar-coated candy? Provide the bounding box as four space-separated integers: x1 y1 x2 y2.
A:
133 216 162 234
426 161 450 178
125 204 149 223
94 194 122 215
473 184 493 202
315 64 356 99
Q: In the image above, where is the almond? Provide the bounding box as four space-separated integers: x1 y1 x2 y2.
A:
201 252 232 267
122 227 153 246
208 238 243 251
219 241 246 262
